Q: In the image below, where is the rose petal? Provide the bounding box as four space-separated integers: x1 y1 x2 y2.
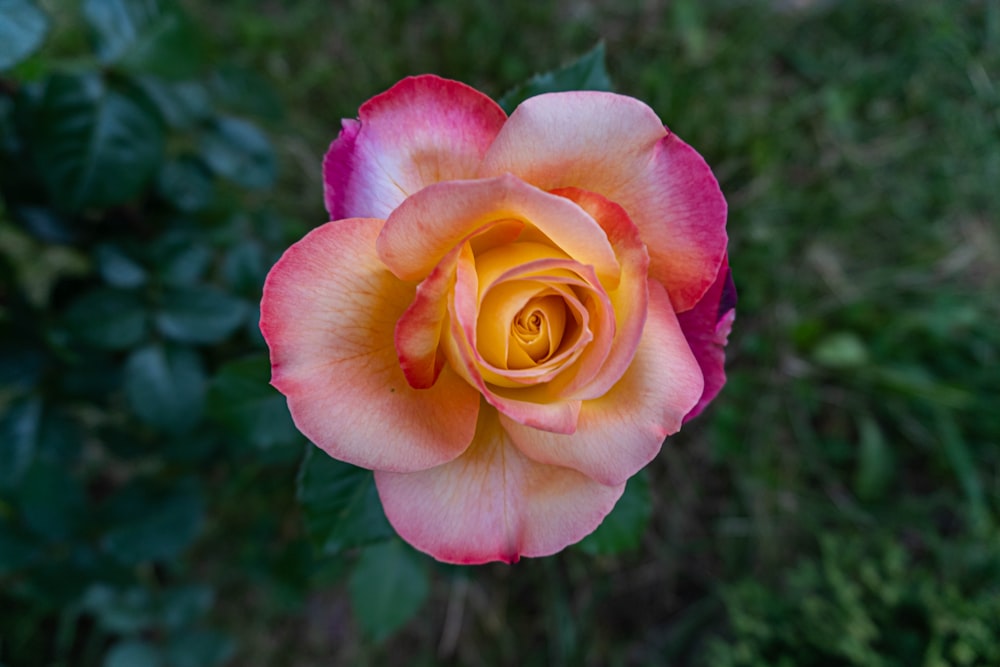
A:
443 245 583 433
678 255 736 422
323 75 507 220
550 188 649 399
613 134 728 312
480 92 726 311
394 246 460 389
261 217 479 472
376 174 620 287
502 281 704 486
375 404 626 564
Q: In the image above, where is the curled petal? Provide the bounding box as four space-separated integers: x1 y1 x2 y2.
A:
376 174 620 286
323 75 507 220
679 256 736 422
480 92 726 311
375 404 625 564
503 282 704 486
444 245 583 434
550 188 649 399
394 246 460 389
261 217 479 472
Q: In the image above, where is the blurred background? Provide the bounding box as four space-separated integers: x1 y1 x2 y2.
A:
1 0 998 665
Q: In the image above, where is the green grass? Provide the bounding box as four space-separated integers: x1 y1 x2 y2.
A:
182 0 1000 664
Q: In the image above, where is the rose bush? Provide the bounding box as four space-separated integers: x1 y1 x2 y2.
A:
261 75 734 564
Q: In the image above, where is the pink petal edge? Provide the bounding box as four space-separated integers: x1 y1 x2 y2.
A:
260 217 479 472
375 404 626 564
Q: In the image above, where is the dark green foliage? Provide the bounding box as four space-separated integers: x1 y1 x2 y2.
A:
0 1 292 664
2 0 998 665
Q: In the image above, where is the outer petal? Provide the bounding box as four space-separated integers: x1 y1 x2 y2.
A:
502 282 704 486
480 92 726 311
376 174 620 286
376 404 625 564
678 256 736 423
323 75 507 220
261 217 479 472
550 188 648 400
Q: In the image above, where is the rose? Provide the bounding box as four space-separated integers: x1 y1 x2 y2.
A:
261 75 734 564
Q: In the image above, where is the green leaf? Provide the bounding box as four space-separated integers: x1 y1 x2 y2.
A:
199 116 276 189
348 540 430 643
297 447 394 555
154 286 247 344
206 355 298 450
17 461 87 542
853 415 894 502
0 0 49 71
82 583 212 634
64 287 148 350
165 630 234 667
103 640 163 667
222 239 266 295
33 73 164 212
96 244 148 288
132 76 211 129
0 337 47 391
0 397 42 489
209 64 283 122
82 0 202 79
577 468 651 556
935 408 991 536
101 478 204 564
124 343 205 433
150 232 212 286
156 155 214 212
0 521 40 574
499 42 612 114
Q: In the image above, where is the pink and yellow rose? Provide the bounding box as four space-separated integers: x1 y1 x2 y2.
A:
260 75 735 564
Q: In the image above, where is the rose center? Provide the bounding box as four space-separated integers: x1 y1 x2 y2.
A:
508 294 566 368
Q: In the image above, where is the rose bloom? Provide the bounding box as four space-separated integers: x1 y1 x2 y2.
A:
261 75 735 564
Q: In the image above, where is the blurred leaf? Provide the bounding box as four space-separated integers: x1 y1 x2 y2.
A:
103 640 163 667
199 116 275 189
812 331 869 369
33 73 164 212
82 585 157 634
0 397 42 489
150 233 212 286
156 155 214 212
348 540 429 643
83 0 202 79
96 244 147 288
17 461 86 542
132 76 211 129
577 468 651 556
124 343 205 433
0 337 46 391
83 583 212 634
0 522 40 574
10 204 77 244
854 415 894 502
0 0 49 71
102 478 204 564
165 630 234 667
297 447 394 555
154 286 247 344
209 64 283 122
64 287 148 349
207 355 298 449
935 408 991 536
222 239 265 295
499 42 612 114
